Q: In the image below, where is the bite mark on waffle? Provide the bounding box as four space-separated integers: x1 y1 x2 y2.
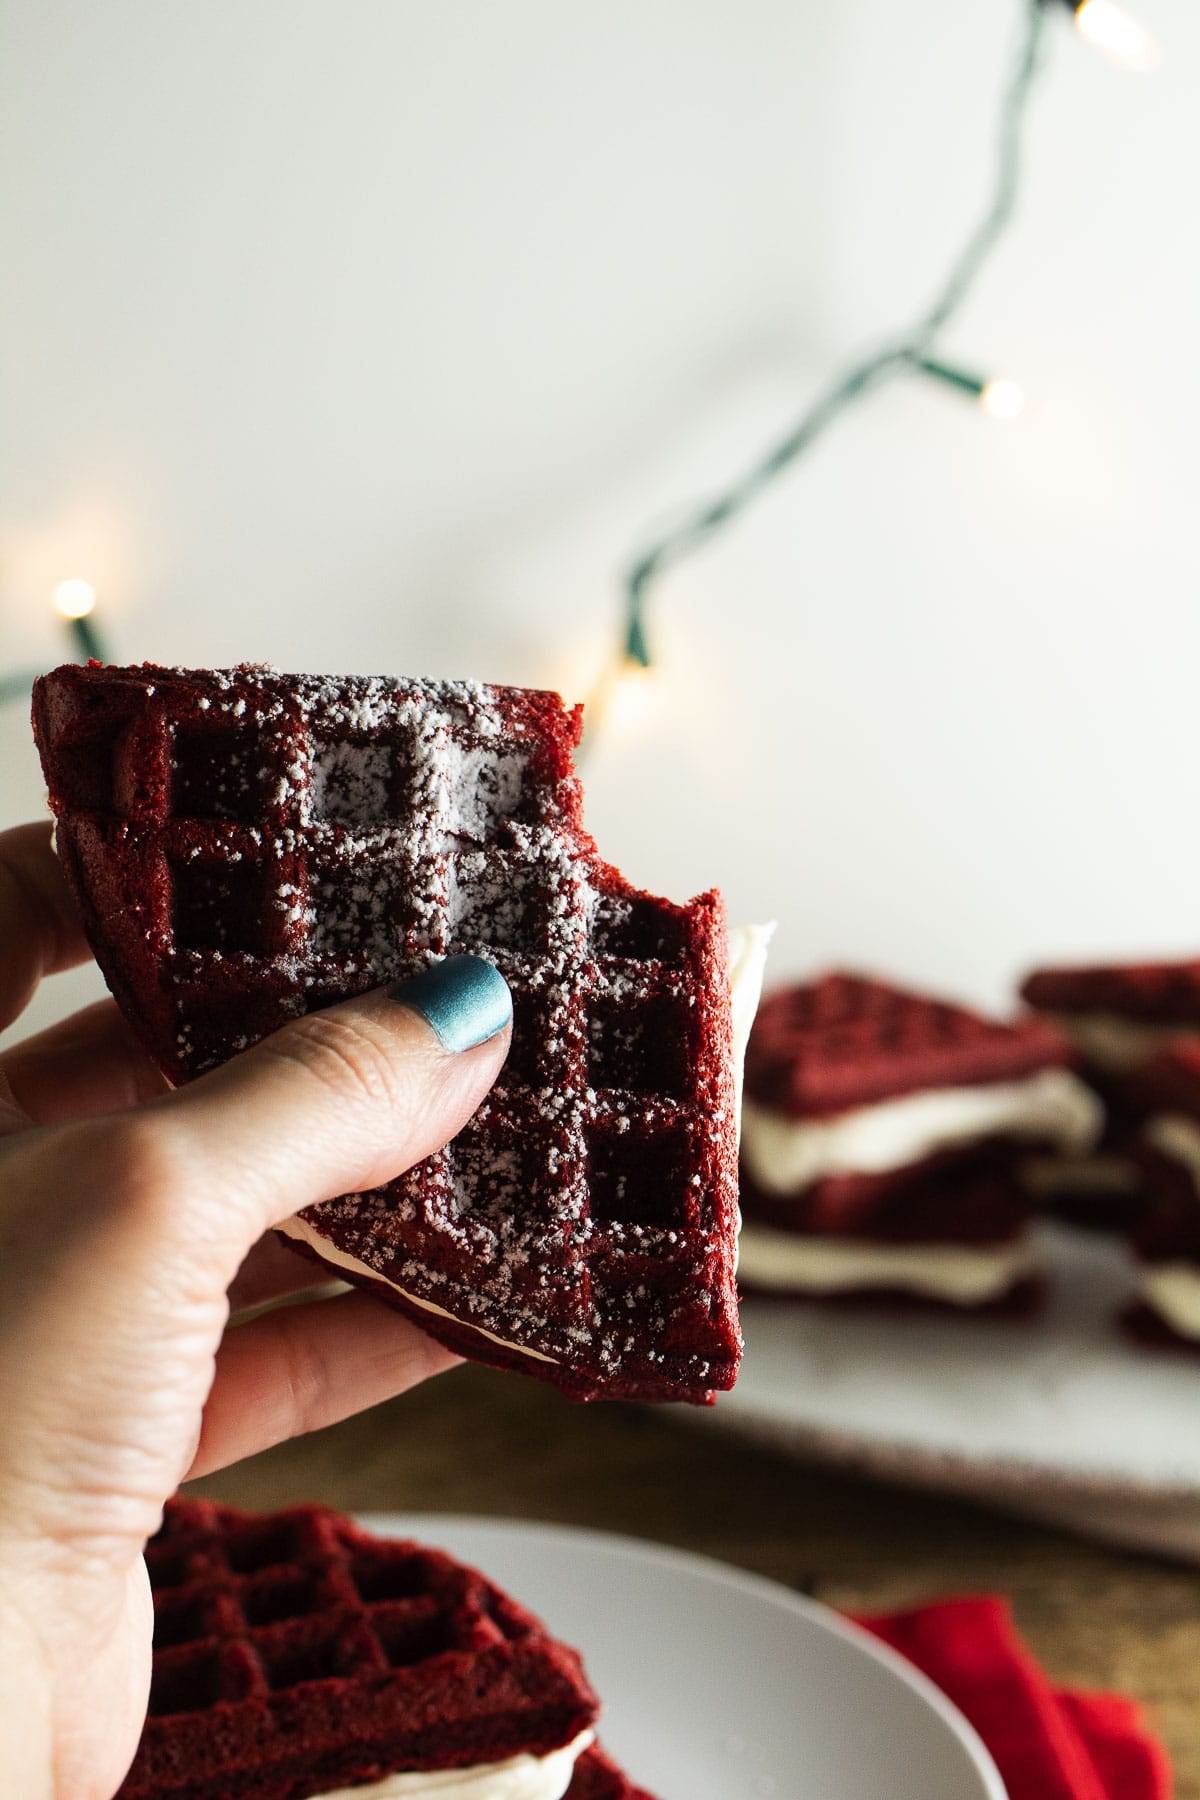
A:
34 663 742 1403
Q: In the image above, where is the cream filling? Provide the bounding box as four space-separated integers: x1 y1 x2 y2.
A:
737 1220 1033 1305
726 922 776 1147
275 1213 561 1363
278 923 774 1361
1049 1010 1192 1073
1143 1114 1200 1194
741 1068 1101 1196
305 1728 595 1800
1140 1264 1200 1341
1019 1152 1142 1198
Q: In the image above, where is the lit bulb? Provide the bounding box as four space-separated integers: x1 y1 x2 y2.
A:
53 578 97 620
606 657 659 740
582 654 662 754
1074 0 1160 71
980 378 1025 422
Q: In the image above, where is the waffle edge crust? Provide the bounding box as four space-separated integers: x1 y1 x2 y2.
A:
745 970 1076 1118
33 662 742 1404
118 1497 656 1800
1020 960 1200 1023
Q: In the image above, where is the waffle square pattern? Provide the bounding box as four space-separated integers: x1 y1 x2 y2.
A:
34 663 741 1402
745 970 1077 1120
116 1499 601 1799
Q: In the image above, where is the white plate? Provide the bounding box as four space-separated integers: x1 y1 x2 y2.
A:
709 1223 1200 1558
363 1514 1005 1800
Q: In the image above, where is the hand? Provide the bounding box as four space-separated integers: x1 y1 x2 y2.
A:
0 821 512 1800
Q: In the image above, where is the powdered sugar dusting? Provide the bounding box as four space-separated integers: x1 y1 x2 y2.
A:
451 743 533 839
311 740 396 826
44 661 741 1398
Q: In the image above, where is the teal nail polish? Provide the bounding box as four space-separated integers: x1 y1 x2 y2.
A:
389 956 512 1053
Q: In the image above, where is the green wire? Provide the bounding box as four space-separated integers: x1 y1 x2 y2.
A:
622 0 1048 665
914 359 989 399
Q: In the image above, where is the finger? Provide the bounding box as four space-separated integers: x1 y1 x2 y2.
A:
0 821 93 1031
155 956 513 1254
186 1288 460 1478
227 1232 348 1317
0 999 168 1126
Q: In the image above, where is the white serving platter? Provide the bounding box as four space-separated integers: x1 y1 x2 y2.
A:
710 1222 1200 1559
364 1514 1007 1800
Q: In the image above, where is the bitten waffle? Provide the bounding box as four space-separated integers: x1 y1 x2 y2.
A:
33 662 742 1403
117 1498 653 1800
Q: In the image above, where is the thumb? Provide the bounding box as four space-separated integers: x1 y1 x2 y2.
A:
145 955 512 1254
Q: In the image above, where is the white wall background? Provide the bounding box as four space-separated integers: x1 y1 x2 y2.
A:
2 0 1197 1047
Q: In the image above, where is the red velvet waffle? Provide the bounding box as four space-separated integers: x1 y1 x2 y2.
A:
1126 1038 1200 1124
738 1154 1039 1312
117 1498 654 1800
1017 1151 1146 1234
1021 960 1200 1025
1114 1044 1200 1348
746 972 1076 1119
1021 958 1200 1146
1015 959 1200 1226
566 1746 659 1800
740 1148 1028 1243
1127 1045 1200 1262
736 974 1082 1312
33 662 741 1404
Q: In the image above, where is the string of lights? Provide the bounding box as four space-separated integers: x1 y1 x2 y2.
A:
0 0 1159 715
608 0 1157 689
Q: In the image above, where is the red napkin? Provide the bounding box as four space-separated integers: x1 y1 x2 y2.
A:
853 1597 1171 1800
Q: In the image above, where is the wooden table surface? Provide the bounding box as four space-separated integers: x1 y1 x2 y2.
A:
188 1361 1200 1795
